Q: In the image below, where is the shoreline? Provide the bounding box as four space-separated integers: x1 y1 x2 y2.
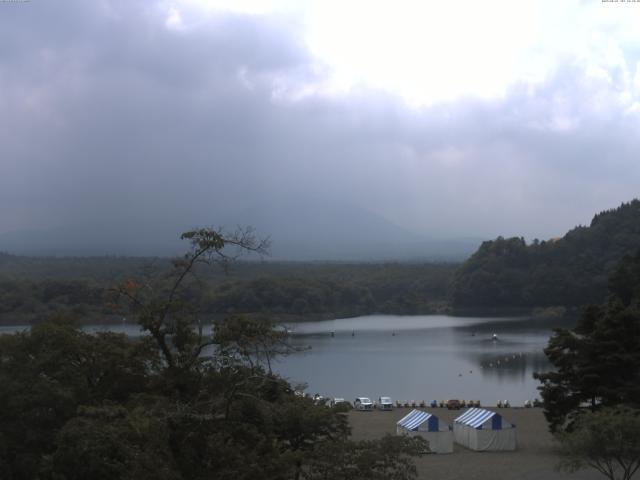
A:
0 307 574 327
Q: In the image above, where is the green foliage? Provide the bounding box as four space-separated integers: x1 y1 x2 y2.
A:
205 276 376 318
47 404 178 480
535 250 640 432
609 250 640 307
557 406 640 480
213 315 294 373
0 319 419 480
0 279 108 324
0 260 456 325
183 261 454 319
452 199 640 309
0 322 354 480
0 228 423 480
0 322 157 480
304 435 425 480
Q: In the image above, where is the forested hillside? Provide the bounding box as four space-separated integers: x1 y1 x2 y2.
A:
5 199 638 321
451 199 640 309
0 256 455 325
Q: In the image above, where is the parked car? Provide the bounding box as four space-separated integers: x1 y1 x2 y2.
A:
330 397 351 408
354 397 373 410
378 396 393 410
446 399 461 410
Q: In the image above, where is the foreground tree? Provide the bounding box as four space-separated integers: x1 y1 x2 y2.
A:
534 250 640 432
0 321 158 480
557 406 640 480
111 227 270 374
213 314 295 374
1 227 424 480
46 404 177 480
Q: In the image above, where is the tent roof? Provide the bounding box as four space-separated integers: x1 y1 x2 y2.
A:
397 409 433 430
454 408 499 428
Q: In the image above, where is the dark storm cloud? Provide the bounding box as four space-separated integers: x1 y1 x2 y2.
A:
1 0 639 247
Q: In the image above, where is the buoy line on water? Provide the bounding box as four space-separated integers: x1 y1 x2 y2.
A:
479 352 526 370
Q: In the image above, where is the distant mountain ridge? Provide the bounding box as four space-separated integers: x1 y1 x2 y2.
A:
221 197 482 260
0 198 482 260
451 199 640 309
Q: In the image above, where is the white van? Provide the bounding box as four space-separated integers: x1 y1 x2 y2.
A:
378 396 393 410
354 397 373 410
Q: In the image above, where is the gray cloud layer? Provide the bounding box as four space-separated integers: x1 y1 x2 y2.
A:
2 1 639 254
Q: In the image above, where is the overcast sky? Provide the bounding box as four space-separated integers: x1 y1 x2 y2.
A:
2 0 640 246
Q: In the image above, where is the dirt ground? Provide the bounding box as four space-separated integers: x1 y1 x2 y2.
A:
348 407 602 480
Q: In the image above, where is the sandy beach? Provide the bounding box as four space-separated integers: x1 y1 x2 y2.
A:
348 407 602 480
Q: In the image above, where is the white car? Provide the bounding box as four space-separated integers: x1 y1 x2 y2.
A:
330 397 349 408
354 397 373 410
378 396 393 410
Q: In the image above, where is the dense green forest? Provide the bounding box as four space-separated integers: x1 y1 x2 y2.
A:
0 254 456 325
451 200 640 310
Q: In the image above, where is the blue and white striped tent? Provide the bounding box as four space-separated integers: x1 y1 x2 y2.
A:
453 408 516 451
455 408 504 429
396 409 453 454
397 409 440 432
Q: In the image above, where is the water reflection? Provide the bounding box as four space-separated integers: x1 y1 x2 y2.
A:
447 316 574 383
0 314 571 405
276 314 573 404
474 352 551 382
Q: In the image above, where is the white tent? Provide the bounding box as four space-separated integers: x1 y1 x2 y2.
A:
396 409 453 454
453 408 516 451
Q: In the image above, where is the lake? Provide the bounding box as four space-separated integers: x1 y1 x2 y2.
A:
276 314 569 406
1 314 569 405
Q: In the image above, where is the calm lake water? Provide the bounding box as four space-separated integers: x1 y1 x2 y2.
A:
276 314 570 406
1 314 570 405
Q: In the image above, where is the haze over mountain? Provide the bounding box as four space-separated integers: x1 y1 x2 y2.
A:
0 196 481 260
228 197 483 260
